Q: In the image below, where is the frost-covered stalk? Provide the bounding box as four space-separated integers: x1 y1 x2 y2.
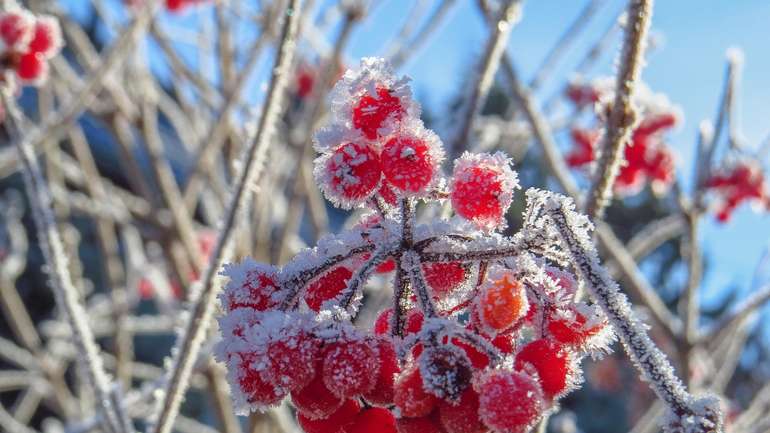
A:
1 91 128 433
450 0 522 158
149 2 304 433
543 193 723 433
584 0 654 219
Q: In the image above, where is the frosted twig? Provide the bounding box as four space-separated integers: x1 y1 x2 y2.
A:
1 91 127 433
584 0 654 219
543 195 722 433
450 0 522 159
149 2 304 432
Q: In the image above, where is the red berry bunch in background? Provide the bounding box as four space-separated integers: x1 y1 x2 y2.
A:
705 157 769 222
0 6 62 85
123 0 210 13
216 58 618 433
565 79 679 196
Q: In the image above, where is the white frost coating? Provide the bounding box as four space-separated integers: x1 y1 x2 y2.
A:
527 189 723 432
218 258 284 312
380 118 447 197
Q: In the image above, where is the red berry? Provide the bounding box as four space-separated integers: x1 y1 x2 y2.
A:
394 366 438 418
451 152 518 230
515 339 572 400
16 52 47 83
322 338 379 398
352 87 404 139
405 310 424 335
396 413 447 433
319 141 382 206
0 11 33 51
291 371 345 419
348 407 397 433
477 272 528 334
265 333 319 391
381 132 441 194
475 369 544 433
566 128 598 168
297 398 361 433
364 337 400 406
546 306 606 348
235 354 286 407
490 333 516 355
378 182 399 206
221 260 282 312
304 265 353 311
438 389 486 433
422 262 467 298
450 338 489 370
374 308 394 335
27 16 60 58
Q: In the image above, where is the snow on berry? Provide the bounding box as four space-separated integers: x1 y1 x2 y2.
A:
394 365 439 418
514 338 579 400
219 259 283 312
364 337 401 406
322 334 380 398
380 121 445 195
328 57 418 140
303 264 354 311
419 344 473 402
475 368 545 433
315 140 383 208
422 262 469 299
27 15 62 58
438 389 487 433
0 9 34 52
450 152 519 230
475 268 528 335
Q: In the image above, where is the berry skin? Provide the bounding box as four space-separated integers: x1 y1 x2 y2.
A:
27 16 61 58
477 273 528 334
0 11 34 51
450 152 519 230
234 354 286 408
475 369 544 433
364 337 400 406
419 345 473 402
438 389 486 433
394 366 438 418
297 398 361 433
381 130 443 194
304 265 353 311
374 308 394 335
291 371 345 420
422 262 467 298
16 52 47 83
265 333 319 392
220 260 282 312
322 337 379 398
396 413 448 433
348 407 397 433
546 306 607 348
317 142 383 208
405 309 425 334
514 339 572 400
352 87 404 139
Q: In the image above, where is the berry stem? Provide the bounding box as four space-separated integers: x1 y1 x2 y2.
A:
392 252 411 337
403 250 439 318
338 243 399 311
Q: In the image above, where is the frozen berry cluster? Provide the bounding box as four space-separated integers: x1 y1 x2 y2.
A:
0 6 62 85
565 78 679 196
215 58 619 433
705 156 768 223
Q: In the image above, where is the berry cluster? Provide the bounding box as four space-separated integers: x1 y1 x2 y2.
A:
0 7 62 85
705 157 769 222
123 0 210 13
215 58 621 433
565 78 679 196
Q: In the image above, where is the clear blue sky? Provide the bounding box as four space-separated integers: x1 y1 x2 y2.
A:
65 0 770 310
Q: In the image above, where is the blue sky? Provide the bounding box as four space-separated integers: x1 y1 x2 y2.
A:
65 0 770 310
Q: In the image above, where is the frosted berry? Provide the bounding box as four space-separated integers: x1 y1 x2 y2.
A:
0 11 34 52
423 262 468 298
322 337 379 398
220 259 282 312
450 152 519 230
317 142 382 208
438 389 486 433
475 369 544 433
381 128 443 194
16 52 46 82
297 398 361 433
546 305 607 348
477 271 528 334
419 345 473 402
364 337 400 405
348 407 397 433
352 87 404 139
265 333 319 391
394 366 438 418
292 371 345 420
234 354 286 408
27 16 61 58
515 339 572 400
304 265 353 311
374 308 394 335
